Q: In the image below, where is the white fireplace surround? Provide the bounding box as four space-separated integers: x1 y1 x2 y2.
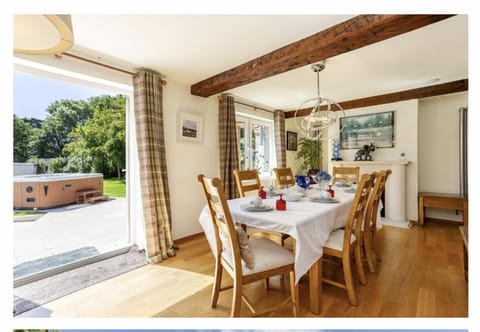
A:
330 160 412 228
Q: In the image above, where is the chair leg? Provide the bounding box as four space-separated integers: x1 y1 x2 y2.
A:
289 270 299 317
231 277 243 317
343 254 357 306
355 242 367 285
364 230 377 273
211 260 223 308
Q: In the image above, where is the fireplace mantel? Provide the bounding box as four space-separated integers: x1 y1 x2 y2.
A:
330 160 411 228
331 160 409 166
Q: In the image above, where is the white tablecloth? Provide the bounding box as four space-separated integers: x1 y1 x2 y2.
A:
227 187 354 283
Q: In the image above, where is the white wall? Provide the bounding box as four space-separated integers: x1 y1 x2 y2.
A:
162 80 219 239
327 100 419 221
418 92 468 221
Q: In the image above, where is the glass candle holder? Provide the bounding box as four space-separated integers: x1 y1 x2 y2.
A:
258 186 266 199
327 184 335 198
276 194 286 210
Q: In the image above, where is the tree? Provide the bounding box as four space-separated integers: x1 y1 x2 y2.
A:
13 114 33 162
23 117 43 128
64 95 126 177
48 157 67 173
30 99 94 158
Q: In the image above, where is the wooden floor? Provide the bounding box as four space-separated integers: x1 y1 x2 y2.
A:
159 221 468 317
24 221 468 317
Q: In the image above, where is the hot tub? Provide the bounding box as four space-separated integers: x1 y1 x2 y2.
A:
13 173 104 209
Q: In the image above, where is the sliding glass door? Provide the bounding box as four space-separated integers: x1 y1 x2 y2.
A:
13 64 132 285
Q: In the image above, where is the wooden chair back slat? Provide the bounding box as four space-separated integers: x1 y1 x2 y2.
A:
332 166 360 184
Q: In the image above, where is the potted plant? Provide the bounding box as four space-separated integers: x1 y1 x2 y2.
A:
295 137 323 176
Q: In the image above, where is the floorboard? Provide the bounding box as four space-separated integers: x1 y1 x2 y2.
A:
19 222 468 317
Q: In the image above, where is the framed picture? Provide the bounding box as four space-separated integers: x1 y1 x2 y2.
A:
177 112 203 143
286 131 298 151
340 111 395 150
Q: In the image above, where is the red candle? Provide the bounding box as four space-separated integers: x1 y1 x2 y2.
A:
258 186 266 199
327 184 335 198
276 194 286 210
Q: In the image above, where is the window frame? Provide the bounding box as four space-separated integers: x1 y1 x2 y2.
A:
236 112 276 179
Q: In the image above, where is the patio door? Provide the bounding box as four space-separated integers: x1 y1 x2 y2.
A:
236 115 273 176
13 61 134 286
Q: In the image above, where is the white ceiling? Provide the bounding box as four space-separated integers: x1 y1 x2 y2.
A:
70 14 468 111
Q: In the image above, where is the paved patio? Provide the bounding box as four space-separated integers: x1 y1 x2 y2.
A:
14 198 129 267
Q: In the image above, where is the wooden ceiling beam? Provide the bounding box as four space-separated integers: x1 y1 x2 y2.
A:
190 14 455 97
284 79 468 118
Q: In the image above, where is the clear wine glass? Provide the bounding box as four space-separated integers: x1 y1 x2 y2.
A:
304 176 311 190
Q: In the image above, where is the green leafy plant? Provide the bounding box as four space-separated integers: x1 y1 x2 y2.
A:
295 137 322 174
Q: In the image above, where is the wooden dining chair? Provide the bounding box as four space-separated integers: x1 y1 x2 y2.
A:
233 169 290 246
363 169 391 273
362 171 386 273
332 166 360 184
197 174 299 317
233 169 262 197
273 167 296 188
321 173 373 305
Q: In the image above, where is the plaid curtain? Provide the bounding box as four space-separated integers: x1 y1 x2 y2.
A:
218 95 239 199
133 71 175 263
274 110 286 168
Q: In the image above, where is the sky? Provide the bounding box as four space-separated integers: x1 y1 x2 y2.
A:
14 70 115 119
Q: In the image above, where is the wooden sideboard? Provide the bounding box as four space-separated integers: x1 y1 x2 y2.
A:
417 192 468 226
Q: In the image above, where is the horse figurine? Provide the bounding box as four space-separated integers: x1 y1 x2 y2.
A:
355 142 376 161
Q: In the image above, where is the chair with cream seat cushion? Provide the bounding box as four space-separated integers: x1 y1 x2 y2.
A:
332 166 360 185
321 173 373 306
273 167 296 189
233 169 262 197
197 174 299 317
233 169 289 246
363 169 391 273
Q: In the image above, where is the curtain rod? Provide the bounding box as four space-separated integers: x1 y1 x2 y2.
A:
234 100 274 114
56 52 167 85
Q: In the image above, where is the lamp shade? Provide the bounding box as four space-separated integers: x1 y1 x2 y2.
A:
14 14 74 54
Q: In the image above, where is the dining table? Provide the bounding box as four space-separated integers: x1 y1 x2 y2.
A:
226 184 356 314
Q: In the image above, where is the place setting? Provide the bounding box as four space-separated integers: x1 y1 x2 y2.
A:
240 196 274 212
343 183 358 194
310 189 339 204
334 179 351 188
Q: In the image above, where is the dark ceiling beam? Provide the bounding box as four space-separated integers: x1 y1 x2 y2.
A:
284 79 468 118
191 14 455 97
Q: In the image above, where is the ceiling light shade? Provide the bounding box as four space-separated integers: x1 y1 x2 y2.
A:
14 14 74 55
294 61 345 140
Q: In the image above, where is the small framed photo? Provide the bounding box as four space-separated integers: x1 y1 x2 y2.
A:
177 112 203 143
286 131 298 151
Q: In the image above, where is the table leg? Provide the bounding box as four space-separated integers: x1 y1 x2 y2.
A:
309 257 322 315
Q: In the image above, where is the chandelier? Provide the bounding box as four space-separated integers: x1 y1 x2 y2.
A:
294 61 345 140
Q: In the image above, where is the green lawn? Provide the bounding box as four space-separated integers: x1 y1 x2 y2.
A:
13 210 44 216
103 178 126 198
